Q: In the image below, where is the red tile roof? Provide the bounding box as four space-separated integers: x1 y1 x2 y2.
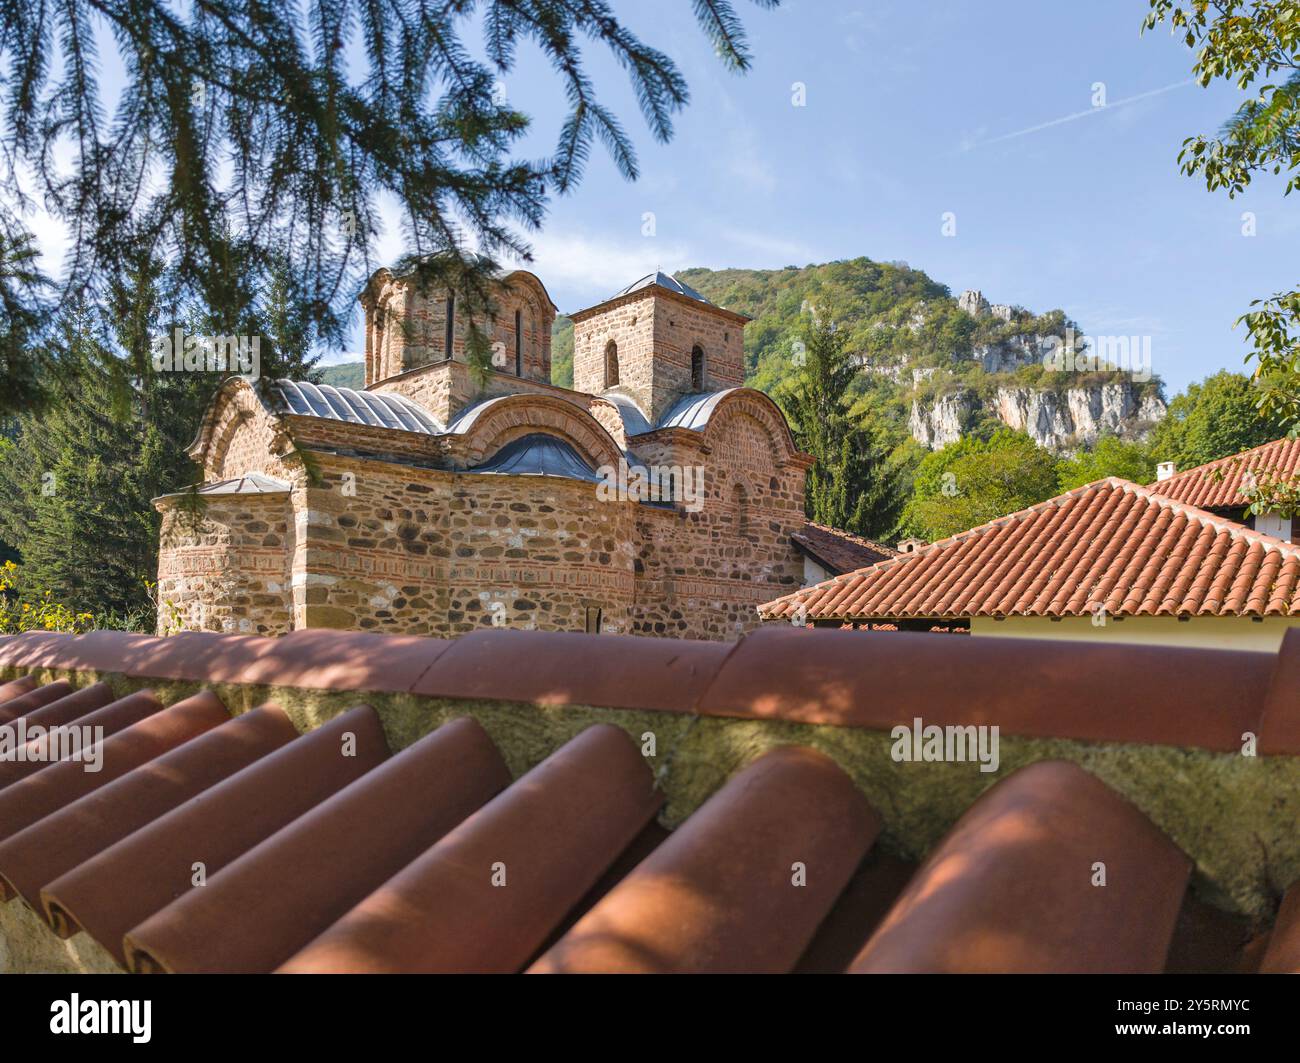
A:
0 626 1297 974
1151 435 1300 510
761 478 1300 622
792 522 898 575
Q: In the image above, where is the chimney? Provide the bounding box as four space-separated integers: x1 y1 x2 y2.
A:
1156 461 1176 482
897 537 928 554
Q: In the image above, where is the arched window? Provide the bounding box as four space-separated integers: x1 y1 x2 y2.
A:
604 339 619 388
729 481 751 547
691 345 705 391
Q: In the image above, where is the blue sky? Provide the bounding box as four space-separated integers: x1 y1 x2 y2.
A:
25 1 1294 396
454 0 1294 396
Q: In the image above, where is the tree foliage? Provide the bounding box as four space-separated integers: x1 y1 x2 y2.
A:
1148 369 1290 469
780 317 910 539
0 255 316 626
1057 435 1159 491
1144 1 1300 428
0 0 776 414
901 430 1061 542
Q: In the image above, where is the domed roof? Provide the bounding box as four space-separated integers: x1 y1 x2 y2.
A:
655 388 742 431
275 380 443 434
469 433 603 483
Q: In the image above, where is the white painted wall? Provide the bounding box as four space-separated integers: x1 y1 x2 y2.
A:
971 614 1300 654
1254 510 1293 543
803 556 830 588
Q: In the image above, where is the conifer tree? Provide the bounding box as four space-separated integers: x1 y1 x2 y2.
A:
781 318 905 539
0 252 318 623
0 0 777 414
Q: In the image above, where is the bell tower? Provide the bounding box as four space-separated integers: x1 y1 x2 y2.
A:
569 272 748 425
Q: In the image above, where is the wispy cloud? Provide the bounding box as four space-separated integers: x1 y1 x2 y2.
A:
505 229 694 307
962 78 1195 151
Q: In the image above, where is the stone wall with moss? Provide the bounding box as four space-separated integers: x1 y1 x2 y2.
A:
4 660 1297 939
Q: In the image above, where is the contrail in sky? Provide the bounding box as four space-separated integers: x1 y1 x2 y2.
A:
968 78 1197 149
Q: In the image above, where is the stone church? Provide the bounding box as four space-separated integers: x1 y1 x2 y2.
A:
155 268 888 639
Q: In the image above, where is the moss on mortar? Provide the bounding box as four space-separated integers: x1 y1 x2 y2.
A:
3 663 1298 921
0 900 122 974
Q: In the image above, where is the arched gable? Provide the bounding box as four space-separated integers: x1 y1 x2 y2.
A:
700 388 806 467
450 393 624 472
188 378 295 483
501 269 558 313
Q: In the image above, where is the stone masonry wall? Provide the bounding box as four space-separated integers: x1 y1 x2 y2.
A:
648 296 745 411
365 273 554 387
155 494 294 636
374 360 590 428
287 455 636 635
572 289 746 424
628 407 806 639
202 385 295 483
572 291 658 411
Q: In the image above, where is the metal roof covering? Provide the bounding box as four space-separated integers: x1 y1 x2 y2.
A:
468 433 603 484
152 473 292 505
195 473 292 496
444 395 506 435
275 380 442 435
656 389 740 431
600 392 653 437
612 271 711 305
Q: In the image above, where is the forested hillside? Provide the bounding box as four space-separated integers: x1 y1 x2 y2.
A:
550 258 1166 452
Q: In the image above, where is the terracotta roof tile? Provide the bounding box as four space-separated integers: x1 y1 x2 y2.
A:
279 724 662 973
849 761 1192 973
1261 628 1300 754
0 628 1296 974
792 522 899 575
124 716 511 973
0 629 455 692
0 705 298 910
0 681 112 731
1151 436 1300 510
530 746 879 973
0 675 37 706
413 628 732 712
699 625 1269 752
761 478 1300 621
0 688 164 793
0 679 75 724
0 691 230 853
1259 881 1300 974
41 705 388 964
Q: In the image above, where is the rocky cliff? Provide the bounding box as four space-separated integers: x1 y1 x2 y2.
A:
904 289 1166 451
910 380 1167 450
550 263 1168 454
